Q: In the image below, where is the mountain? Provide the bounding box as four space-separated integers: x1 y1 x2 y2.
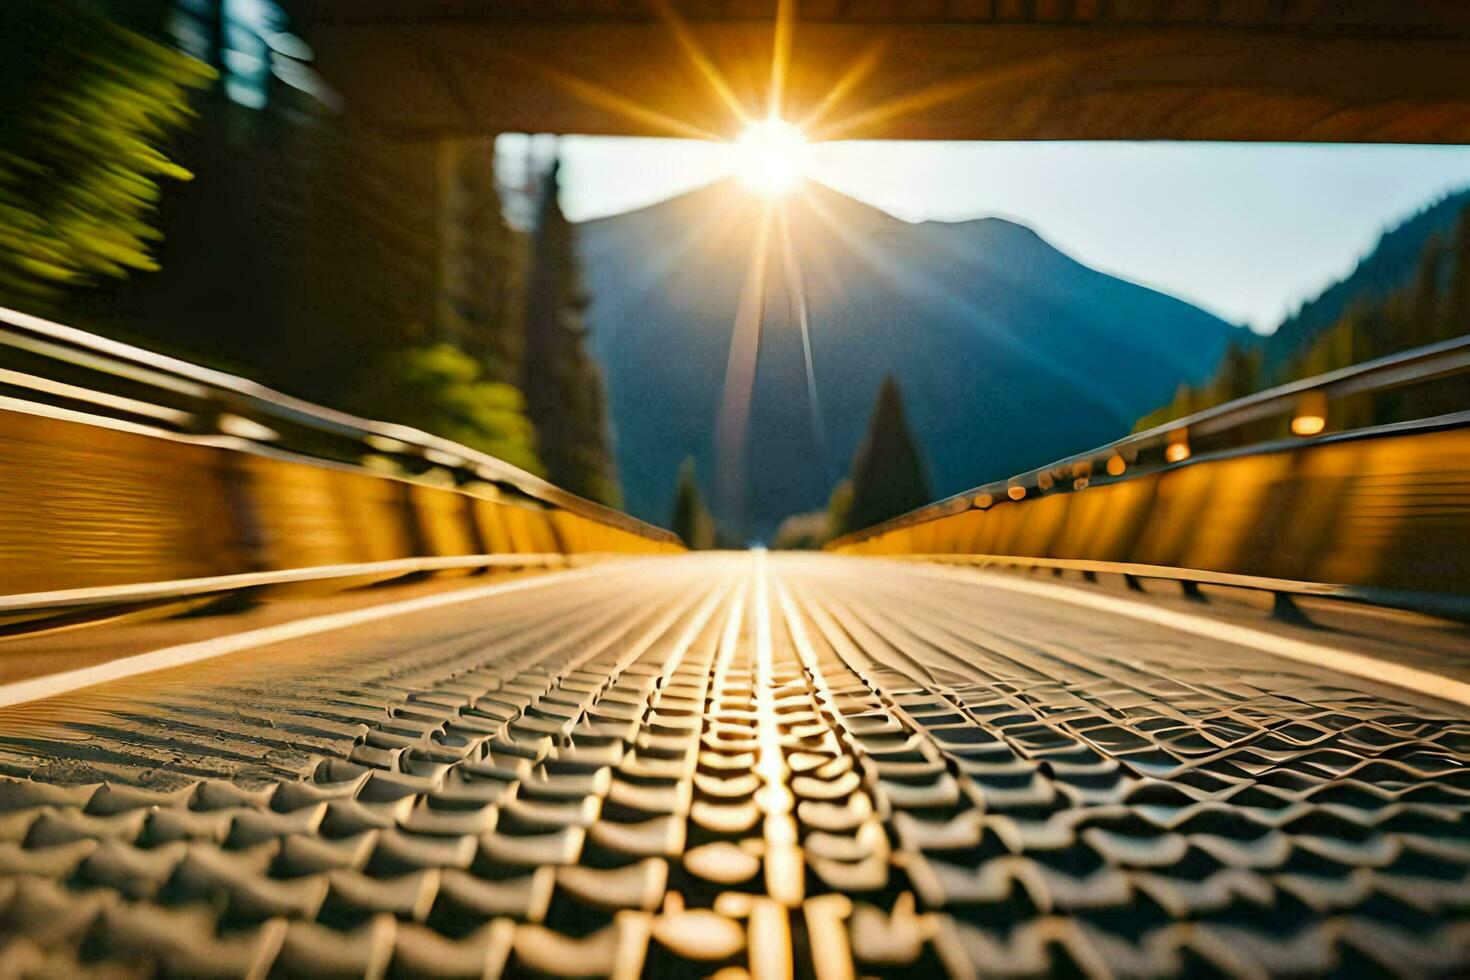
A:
1259 187 1470 379
1135 188 1470 433
577 179 1239 540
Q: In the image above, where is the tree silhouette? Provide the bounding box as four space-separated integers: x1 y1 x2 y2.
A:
669 457 715 549
0 0 213 307
522 157 621 506
841 376 931 535
1138 200 1470 433
437 137 528 384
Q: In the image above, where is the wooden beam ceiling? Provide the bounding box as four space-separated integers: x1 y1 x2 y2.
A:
287 2 1470 143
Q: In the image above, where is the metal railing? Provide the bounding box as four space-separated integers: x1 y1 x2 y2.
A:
0 305 676 545
828 333 1470 620
832 333 1470 543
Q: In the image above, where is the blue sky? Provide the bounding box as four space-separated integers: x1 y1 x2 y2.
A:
498 136 1470 333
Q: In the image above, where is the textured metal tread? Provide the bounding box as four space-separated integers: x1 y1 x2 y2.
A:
0 554 1466 977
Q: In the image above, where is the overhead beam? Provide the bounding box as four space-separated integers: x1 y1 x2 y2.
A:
294 16 1470 143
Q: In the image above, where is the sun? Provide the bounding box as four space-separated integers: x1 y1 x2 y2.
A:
735 116 811 195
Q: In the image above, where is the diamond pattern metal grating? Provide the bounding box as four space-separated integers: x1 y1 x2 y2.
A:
0 555 1466 977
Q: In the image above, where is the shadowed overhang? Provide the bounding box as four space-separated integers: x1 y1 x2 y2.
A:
284 0 1470 143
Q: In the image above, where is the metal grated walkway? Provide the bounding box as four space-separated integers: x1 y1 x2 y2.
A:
0 553 1467 977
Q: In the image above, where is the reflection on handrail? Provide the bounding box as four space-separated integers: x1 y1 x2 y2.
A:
828 334 1470 619
0 305 677 545
831 334 1470 547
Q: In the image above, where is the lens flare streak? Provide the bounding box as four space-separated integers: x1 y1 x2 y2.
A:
776 205 829 482
646 0 750 129
715 202 774 528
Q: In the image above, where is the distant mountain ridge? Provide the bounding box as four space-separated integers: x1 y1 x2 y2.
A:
1259 187 1470 378
577 179 1241 540
1135 184 1470 435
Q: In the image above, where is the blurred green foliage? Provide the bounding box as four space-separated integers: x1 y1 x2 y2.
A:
770 478 851 550
1139 202 1470 432
388 343 545 477
0 0 213 305
0 1 612 504
1135 341 1262 432
826 479 853 539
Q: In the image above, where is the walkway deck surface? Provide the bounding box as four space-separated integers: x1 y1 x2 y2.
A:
1 553 1467 976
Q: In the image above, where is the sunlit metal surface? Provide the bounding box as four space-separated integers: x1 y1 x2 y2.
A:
830 336 1470 617
0 553 1467 976
0 306 676 545
0 309 679 603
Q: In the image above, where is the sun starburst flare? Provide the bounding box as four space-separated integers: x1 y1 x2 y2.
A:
517 0 979 528
735 116 812 196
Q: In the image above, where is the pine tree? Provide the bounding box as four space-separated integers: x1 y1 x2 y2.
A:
669 457 715 550
841 376 931 535
1449 208 1470 337
522 157 622 506
436 136 527 383
0 0 213 308
1211 341 1262 402
1136 201 1470 433
1409 232 1447 348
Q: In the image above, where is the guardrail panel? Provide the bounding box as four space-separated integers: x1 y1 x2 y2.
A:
240 454 418 569
0 409 246 594
408 482 482 560
831 330 1470 617
834 424 1470 601
1053 474 1158 562
0 306 683 570
1313 427 1470 591
469 497 516 556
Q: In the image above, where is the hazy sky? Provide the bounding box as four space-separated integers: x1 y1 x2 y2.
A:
497 135 1470 333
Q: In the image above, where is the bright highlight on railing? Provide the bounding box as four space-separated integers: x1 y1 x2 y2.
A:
1165 429 1191 463
1292 390 1329 436
832 333 1470 552
0 305 677 547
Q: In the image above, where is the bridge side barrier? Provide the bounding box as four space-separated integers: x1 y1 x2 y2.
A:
829 335 1470 616
0 308 680 615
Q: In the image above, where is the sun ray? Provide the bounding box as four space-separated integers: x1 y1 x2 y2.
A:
795 36 889 134
616 183 756 297
646 0 751 129
800 190 1136 424
714 201 775 531
767 0 797 120
775 204 829 481
808 48 1094 142
515 57 725 141
502 11 1148 540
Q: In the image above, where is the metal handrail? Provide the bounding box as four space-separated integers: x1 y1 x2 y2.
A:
0 305 678 545
901 553 1470 623
831 332 1470 547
